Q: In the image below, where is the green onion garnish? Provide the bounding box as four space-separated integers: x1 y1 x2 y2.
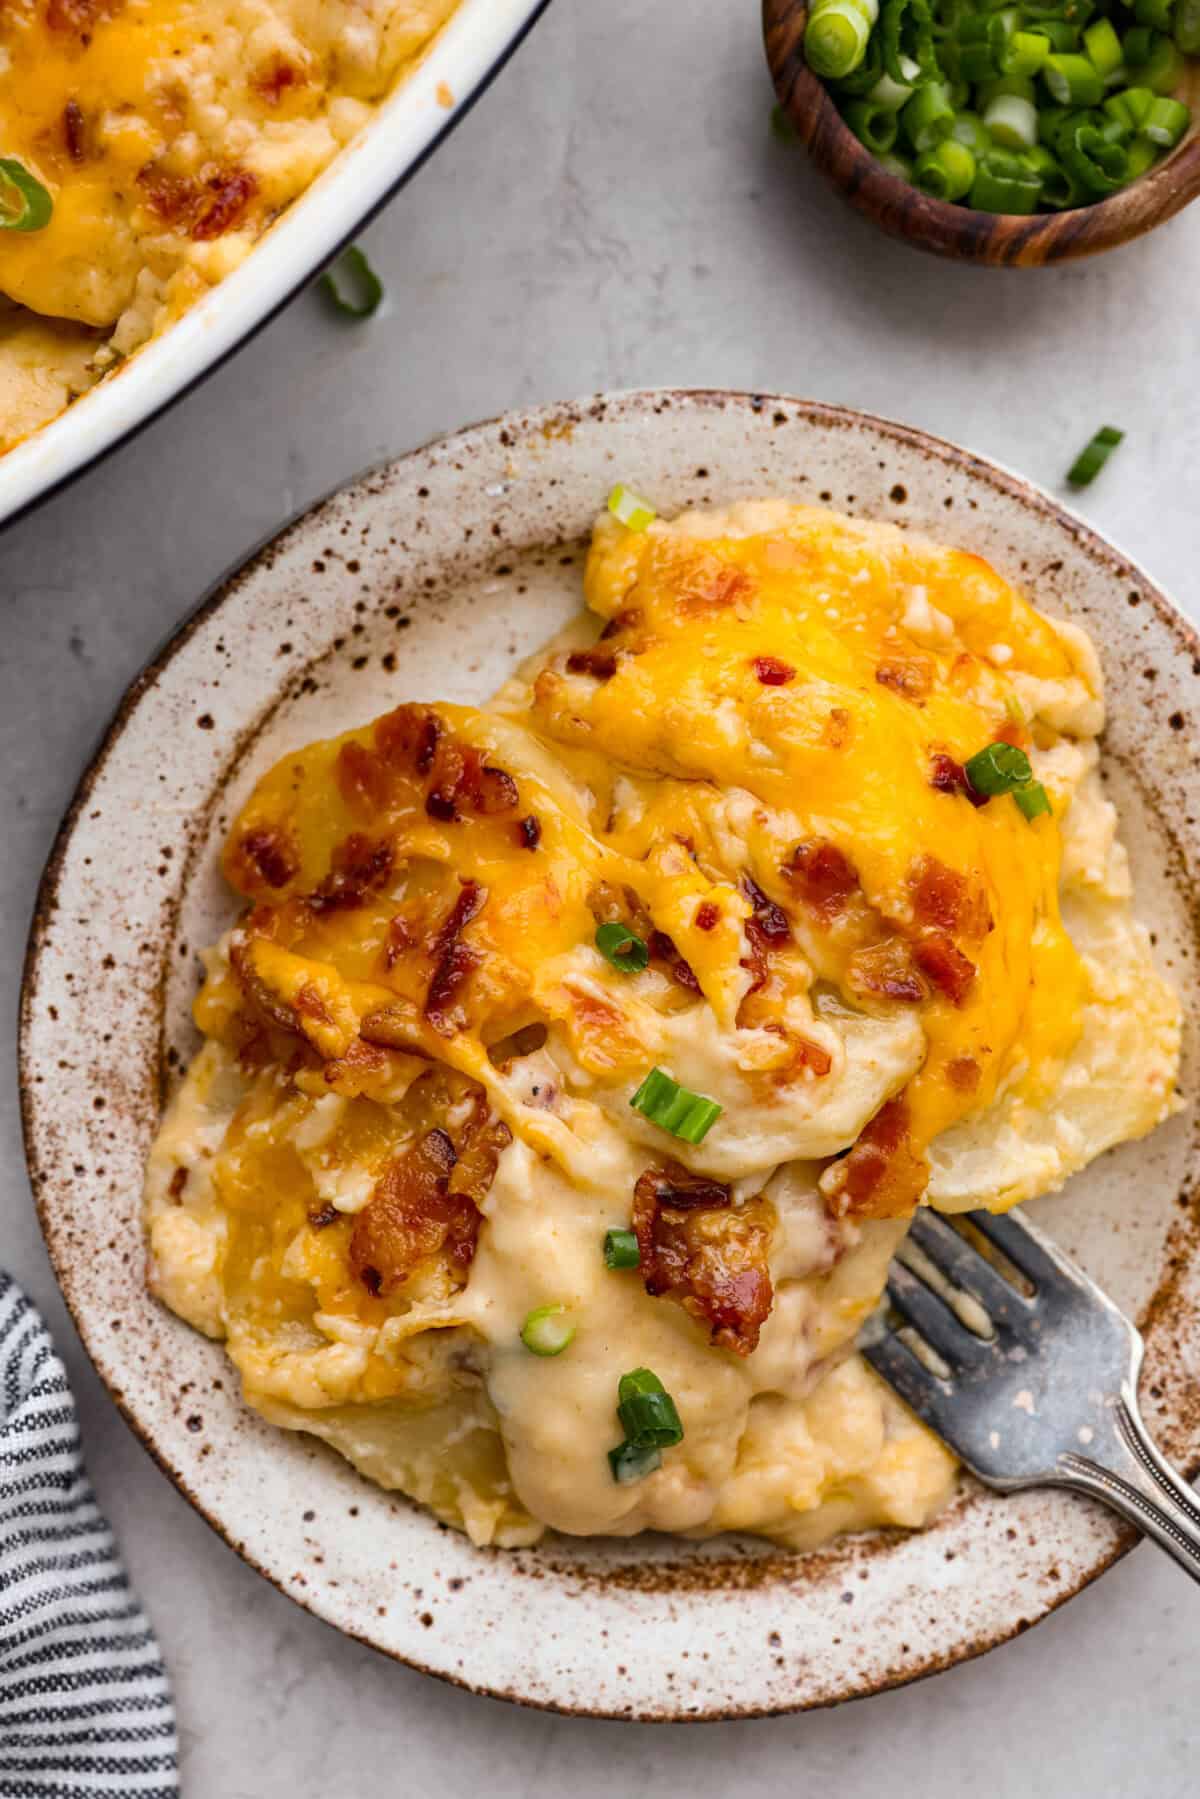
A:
629 1068 723 1144
603 1228 641 1270
595 921 650 973
964 740 1033 795
608 1440 662 1484
607 483 657 531
0 159 53 233
1015 781 1052 820
617 1368 685 1448
321 245 383 319
1067 424 1124 488
520 1304 576 1357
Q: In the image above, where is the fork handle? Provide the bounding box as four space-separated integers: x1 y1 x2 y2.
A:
1054 1385 1200 1585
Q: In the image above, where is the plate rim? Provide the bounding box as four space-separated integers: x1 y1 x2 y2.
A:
18 387 1199 1719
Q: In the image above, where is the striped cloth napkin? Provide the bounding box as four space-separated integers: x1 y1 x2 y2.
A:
0 1273 180 1798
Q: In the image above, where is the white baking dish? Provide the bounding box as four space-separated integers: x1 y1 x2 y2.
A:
0 0 550 530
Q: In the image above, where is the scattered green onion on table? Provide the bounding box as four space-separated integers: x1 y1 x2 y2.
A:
1067 422 1125 484
800 0 1196 212
320 245 383 318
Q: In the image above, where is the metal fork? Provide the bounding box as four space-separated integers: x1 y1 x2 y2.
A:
864 1205 1200 1583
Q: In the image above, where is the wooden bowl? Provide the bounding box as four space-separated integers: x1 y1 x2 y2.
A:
764 0 1200 263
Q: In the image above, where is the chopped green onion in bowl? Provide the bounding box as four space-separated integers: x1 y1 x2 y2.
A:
0 159 53 233
608 484 657 531
595 921 649 972
1067 423 1125 486
520 1304 576 1357
805 0 1196 213
603 1228 641 1270
320 245 383 318
629 1068 723 1144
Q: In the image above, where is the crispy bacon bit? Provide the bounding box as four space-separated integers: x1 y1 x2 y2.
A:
632 1161 774 1355
763 1021 834 1080
167 1166 188 1203
847 937 927 1005
349 1128 475 1296
382 914 416 970
63 100 86 162
192 167 258 240
824 706 853 749
448 1098 512 1207
677 562 754 617
946 1055 981 1093
875 657 933 704
425 881 487 1035
565 648 618 680
235 827 299 890
336 740 392 814
648 930 701 995
751 655 795 686
307 1203 340 1229
695 901 721 932
255 56 301 103
909 856 969 934
929 752 986 807
516 814 541 850
913 933 976 1006
309 834 394 912
740 875 790 995
417 727 520 824
322 1036 389 1089
376 704 442 773
830 1098 928 1219
783 840 860 920
599 606 643 641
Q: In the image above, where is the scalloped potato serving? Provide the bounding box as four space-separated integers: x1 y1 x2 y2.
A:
145 499 1181 1550
0 0 459 452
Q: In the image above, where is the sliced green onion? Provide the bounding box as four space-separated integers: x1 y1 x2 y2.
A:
595 921 650 972
952 109 993 151
1138 31 1184 88
1044 51 1106 103
876 149 917 176
1133 0 1173 29
969 148 1042 208
1141 95 1190 145
1104 84 1154 128
0 159 53 233
629 1067 723 1144
604 1228 641 1270
520 1304 576 1356
868 54 922 106
1122 24 1159 63
832 30 886 93
985 92 1040 145
915 136 978 194
1083 16 1125 74
1037 19 1082 50
608 483 657 531
1061 120 1130 191
1003 27 1052 72
846 97 901 150
1023 142 1081 203
1015 782 1052 820
1124 133 1159 175
902 79 957 150
881 0 938 79
608 1439 662 1484
617 1369 685 1448
1038 101 1073 143
1067 423 1124 487
964 740 1034 795
1175 0 1200 55
806 0 875 78
977 72 1037 107
320 245 383 318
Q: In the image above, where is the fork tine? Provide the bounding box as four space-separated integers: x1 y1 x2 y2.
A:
964 1207 1067 1290
884 1263 991 1367
862 1333 963 1445
907 1210 1033 1330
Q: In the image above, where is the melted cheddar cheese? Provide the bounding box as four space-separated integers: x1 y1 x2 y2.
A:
0 0 458 450
145 501 1181 1550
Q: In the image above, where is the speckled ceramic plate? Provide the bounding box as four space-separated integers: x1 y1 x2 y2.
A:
20 391 1200 1719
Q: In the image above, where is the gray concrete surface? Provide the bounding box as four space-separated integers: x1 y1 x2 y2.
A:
2 0 1197 1791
